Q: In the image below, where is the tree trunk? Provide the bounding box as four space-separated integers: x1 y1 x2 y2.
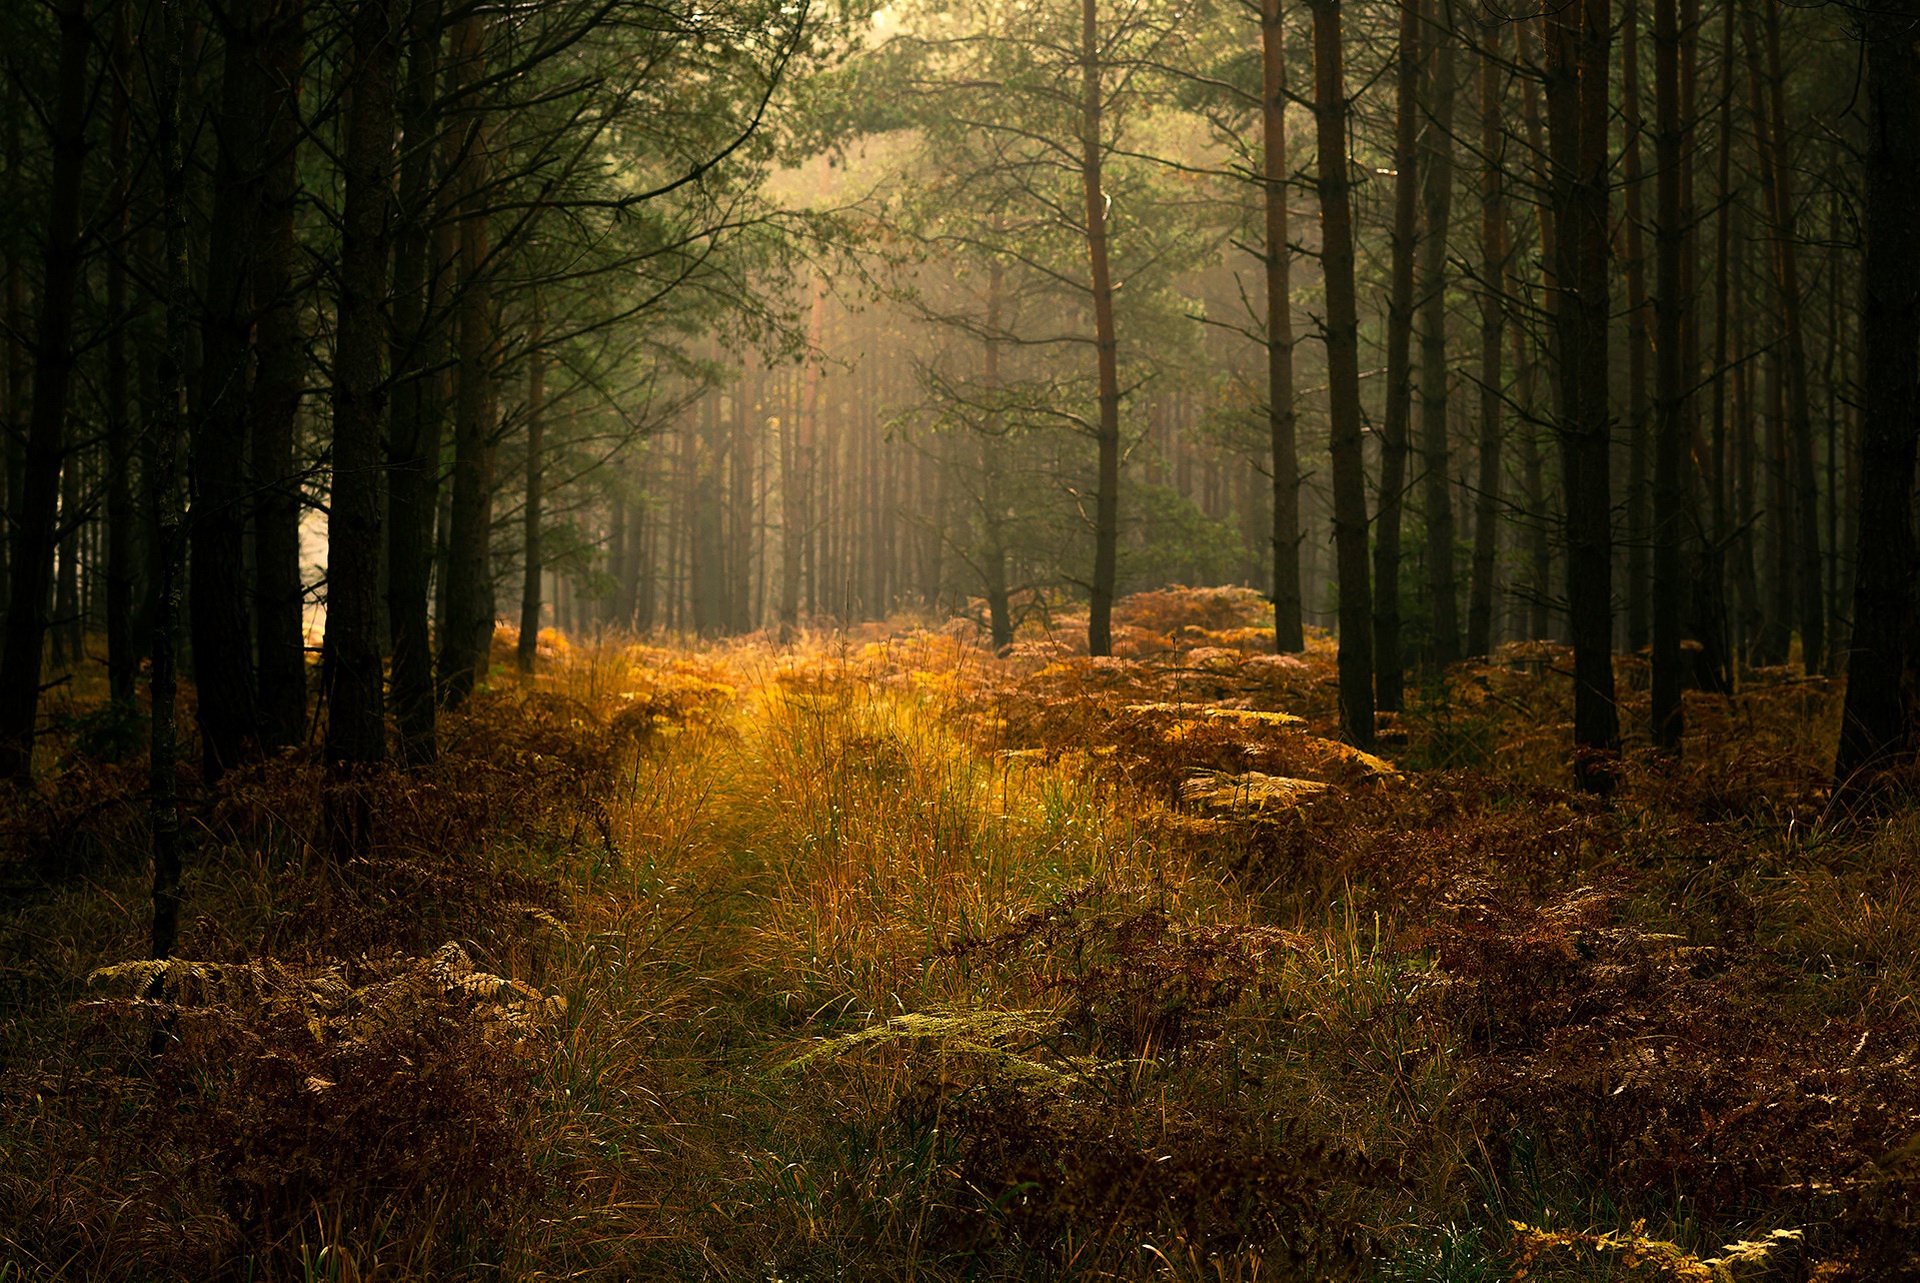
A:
322 0 398 778
730 364 756 631
1310 0 1374 749
386 0 442 758
194 0 276 781
0 0 90 783
1758 0 1823 674
1465 21 1505 658
1622 0 1652 655
1835 0 1920 780
106 0 135 707
1373 0 1421 710
1261 0 1302 652
1081 0 1121 658
517 299 546 672
1707 0 1738 681
150 0 192 973
982 258 1014 651
1650 0 1689 748
54 415 81 670
251 0 309 750
1416 0 1459 667
438 13 495 707
1545 0 1620 789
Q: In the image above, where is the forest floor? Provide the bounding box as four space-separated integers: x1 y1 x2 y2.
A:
2 586 1917 1281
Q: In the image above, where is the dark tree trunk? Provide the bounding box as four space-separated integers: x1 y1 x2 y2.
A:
323 0 398 778
151 0 191 972
251 0 308 749
1650 0 1690 749
1622 0 1652 655
1373 0 1421 710
517 301 545 673
1835 0 1920 780
1465 21 1505 658
1416 0 1459 667
386 0 443 758
1545 0 1620 789
1759 0 1823 674
1081 0 1120 658
1310 0 1374 749
106 0 135 707
1261 0 1302 652
193 0 278 781
438 13 495 706
0 0 90 783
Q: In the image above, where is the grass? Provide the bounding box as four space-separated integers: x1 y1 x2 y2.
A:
1 591 1915 1279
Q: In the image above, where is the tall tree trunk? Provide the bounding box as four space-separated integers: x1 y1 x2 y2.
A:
1261 0 1302 652
691 345 727 635
0 0 90 783
106 0 135 706
151 0 191 973
194 0 275 781
1707 0 1737 682
322 0 398 779
1835 0 1920 780
1 97 18 618
1466 21 1505 658
1650 0 1689 749
982 259 1014 651
1310 0 1374 749
1545 0 1620 789
517 302 545 672
386 0 442 758
1758 0 1823 673
1417 0 1459 667
730 367 756 631
438 13 495 707
1373 0 1421 709
252 1 309 753
1622 0 1652 654
55 417 81 669
1516 17 1555 643
1081 0 1121 658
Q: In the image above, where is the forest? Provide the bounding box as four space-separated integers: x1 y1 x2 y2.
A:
1 0 1918 1273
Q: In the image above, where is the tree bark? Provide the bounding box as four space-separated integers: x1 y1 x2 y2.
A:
1309 0 1374 749
1081 0 1121 658
1835 0 1920 780
151 0 192 976
1261 0 1302 652
194 0 277 781
1758 0 1823 674
1416 0 1459 667
1622 0 1652 655
437 12 496 706
387 0 443 758
323 0 398 778
1650 0 1689 749
517 299 545 672
1465 19 1504 658
0 0 90 783
1545 0 1620 789
251 0 309 753
106 0 135 707
1373 0 1421 710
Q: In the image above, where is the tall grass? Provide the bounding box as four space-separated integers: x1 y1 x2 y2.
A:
1 598 1911 1279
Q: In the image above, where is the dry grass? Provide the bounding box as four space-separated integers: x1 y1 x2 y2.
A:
1 597 1915 1280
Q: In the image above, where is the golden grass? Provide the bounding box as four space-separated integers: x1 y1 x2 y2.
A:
1 598 1915 1280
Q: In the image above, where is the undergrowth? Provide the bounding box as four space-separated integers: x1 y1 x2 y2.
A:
1 594 1914 1280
